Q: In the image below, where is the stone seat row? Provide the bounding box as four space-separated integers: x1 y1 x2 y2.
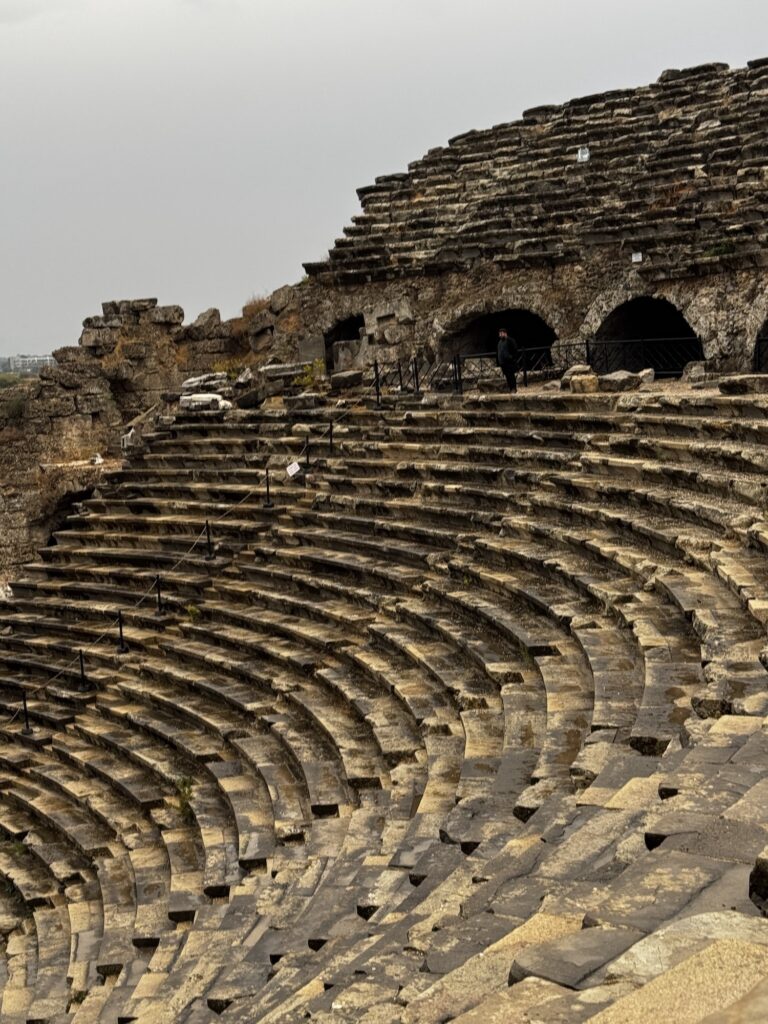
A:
5 391 768 1020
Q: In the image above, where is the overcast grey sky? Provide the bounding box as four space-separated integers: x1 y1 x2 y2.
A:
1 0 767 355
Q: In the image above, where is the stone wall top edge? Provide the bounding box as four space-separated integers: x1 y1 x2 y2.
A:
355 58 764 198
313 57 768 279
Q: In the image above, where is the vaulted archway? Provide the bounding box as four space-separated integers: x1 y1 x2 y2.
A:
442 308 557 364
593 297 702 376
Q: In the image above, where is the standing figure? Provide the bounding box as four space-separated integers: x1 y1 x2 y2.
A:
497 328 518 392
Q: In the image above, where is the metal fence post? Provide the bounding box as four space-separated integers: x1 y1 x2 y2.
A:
585 337 591 367
412 358 420 394
117 609 129 654
397 360 403 390
79 650 88 692
21 691 32 736
264 467 273 509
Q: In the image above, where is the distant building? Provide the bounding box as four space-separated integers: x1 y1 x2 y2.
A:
5 354 56 375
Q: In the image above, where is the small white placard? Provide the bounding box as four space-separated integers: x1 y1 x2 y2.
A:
577 146 591 163
631 251 643 264
286 461 302 478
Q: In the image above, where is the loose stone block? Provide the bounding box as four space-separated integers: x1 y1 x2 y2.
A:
599 370 643 392
570 373 599 394
588 939 768 1022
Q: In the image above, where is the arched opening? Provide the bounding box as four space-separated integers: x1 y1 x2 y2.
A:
442 308 557 365
754 318 768 373
323 314 365 373
593 297 702 376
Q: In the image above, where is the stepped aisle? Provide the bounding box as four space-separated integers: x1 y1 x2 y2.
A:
3 383 768 1021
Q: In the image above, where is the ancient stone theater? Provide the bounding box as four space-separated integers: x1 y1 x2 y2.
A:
2 58 768 1022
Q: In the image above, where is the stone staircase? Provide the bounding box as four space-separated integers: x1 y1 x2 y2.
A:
2 385 768 1020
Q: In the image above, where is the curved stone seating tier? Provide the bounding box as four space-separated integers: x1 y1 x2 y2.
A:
276 500 694 761
4 386 768 1019
306 61 768 283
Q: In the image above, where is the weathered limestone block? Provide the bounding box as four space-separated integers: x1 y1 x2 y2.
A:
601 912 768 988
75 393 108 415
571 373 599 393
249 328 275 355
234 367 253 388
179 393 232 411
683 360 707 382
181 373 229 394
187 308 221 340
297 335 324 363
333 337 369 371
147 305 184 325
243 307 274 335
189 338 235 356
599 370 643 392
80 327 119 350
562 363 594 390
269 285 295 315
401 913 584 1023
563 363 593 381
32 394 77 417
39 366 81 390
587 939 768 1023
331 370 364 389
719 375 768 395
118 297 157 314
82 315 122 329
120 340 149 360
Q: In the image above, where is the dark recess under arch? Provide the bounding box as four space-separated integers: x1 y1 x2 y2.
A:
323 315 365 373
442 308 557 362
593 297 702 376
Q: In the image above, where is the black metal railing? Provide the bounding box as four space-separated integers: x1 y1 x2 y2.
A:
587 336 704 377
454 352 505 392
519 342 581 385
365 355 434 403
360 334 704 400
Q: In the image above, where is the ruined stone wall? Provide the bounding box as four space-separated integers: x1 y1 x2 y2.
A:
257 261 767 373
77 297 295 420
0 295 300 580
0 348 122 581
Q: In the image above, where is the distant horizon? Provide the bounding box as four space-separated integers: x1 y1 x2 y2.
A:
2 0 767 357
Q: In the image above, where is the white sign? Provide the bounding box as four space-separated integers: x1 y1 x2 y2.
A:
286 461 302 478
577 146 591 163
631 251 643 264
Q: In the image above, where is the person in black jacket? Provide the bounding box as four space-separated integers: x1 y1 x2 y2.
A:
497 328 518 391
